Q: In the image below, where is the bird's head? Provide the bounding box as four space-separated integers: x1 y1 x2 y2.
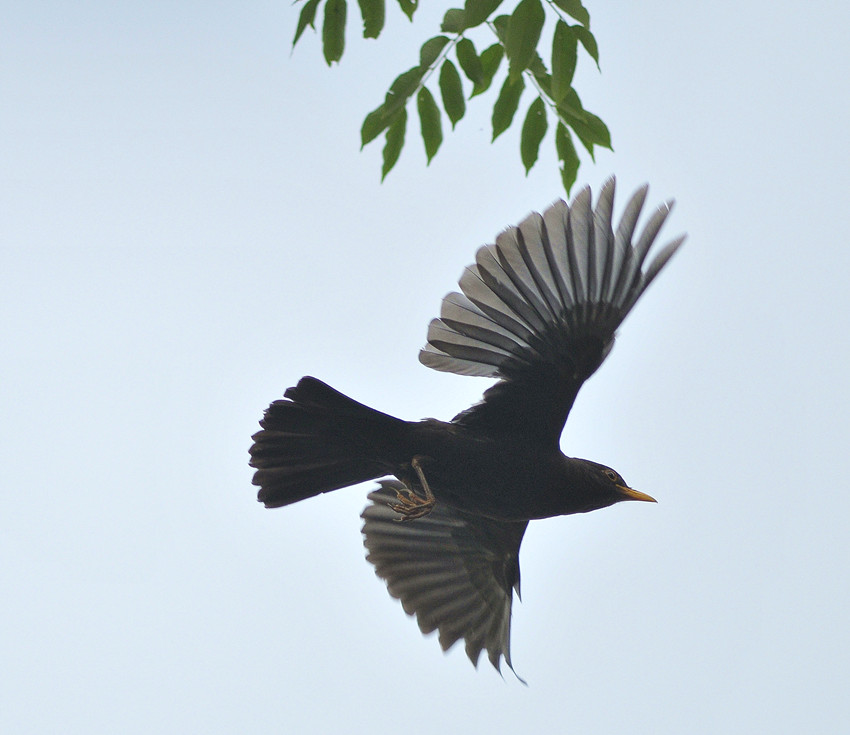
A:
567 459 657 514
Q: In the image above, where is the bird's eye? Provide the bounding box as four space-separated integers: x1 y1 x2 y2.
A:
605 470 618 482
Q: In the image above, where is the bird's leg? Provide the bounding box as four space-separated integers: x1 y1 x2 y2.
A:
389 455 436 521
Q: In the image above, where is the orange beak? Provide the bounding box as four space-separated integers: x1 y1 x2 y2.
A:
616 484 657 503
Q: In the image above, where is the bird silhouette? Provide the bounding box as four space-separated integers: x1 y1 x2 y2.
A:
250 178 685 676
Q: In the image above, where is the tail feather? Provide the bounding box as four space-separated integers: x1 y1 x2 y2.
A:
250 377 406 509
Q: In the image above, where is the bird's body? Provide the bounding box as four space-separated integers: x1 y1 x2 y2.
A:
254 373 657 520
250 179 684 674
396 421 585 521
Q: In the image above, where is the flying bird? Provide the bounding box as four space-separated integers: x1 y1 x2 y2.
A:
250 178 685 676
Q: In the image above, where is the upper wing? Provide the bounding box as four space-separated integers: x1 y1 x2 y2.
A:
361 481 528 677
419 177 685 445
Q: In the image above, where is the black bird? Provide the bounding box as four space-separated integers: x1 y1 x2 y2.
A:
250 178 684 675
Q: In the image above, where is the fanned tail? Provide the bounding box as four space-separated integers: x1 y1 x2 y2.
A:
250 377 406 508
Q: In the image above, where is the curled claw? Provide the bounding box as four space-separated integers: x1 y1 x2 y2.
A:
389 456 436 521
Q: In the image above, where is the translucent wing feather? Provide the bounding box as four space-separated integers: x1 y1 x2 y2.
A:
419 177 685 441
362 481 527 677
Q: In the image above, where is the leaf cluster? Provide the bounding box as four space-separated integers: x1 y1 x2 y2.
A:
293 0 611 192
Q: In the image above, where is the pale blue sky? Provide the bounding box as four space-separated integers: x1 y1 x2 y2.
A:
3 2 850 733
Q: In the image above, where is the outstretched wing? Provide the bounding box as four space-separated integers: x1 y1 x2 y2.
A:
419 177 685 445
361 481 528 677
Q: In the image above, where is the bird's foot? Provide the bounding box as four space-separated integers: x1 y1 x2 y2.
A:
388 487 435 521
389 456 436 521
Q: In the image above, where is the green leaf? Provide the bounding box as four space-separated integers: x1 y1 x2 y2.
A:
555 122 580 193
574 25 599 68
520 96 547 174
357 0 385 38
580 109 611 148
556 88 611 156
561 116 598 158
440 0 500 32
471 43 503 97
385 65 425 114
395 0 418 21
463 0 504 27
556 86 584 120
360 66 422 147
322 0 347 64
293 0 322 46
571 128 595 158
505 0 544 81
491 75 525 141
528 52 551 97
382 108 407 180
441 8 467 32
417 87 443 163
420 35 449 69
439 60 465 128
553 0 590 27
362 104 391 146
551 21 577 104
456 39 484 86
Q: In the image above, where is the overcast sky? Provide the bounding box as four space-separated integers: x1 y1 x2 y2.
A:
4 1 850 733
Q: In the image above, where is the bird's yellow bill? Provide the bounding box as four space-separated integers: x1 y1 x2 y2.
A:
616 485 657 503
